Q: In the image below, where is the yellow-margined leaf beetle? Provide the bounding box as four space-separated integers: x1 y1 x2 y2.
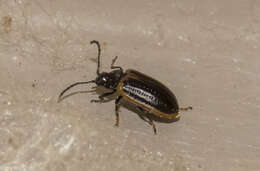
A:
58 40 192 134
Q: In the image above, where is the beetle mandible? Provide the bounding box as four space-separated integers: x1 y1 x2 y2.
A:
58 40 192 134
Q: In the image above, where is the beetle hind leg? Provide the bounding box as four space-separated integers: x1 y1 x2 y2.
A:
148 118 157 135
179 106 193 111
90 98 104 103
115 96 122 127
136 107 157 135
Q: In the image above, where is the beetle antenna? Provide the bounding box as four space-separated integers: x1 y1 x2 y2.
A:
58 80 95 102
90 40 101 75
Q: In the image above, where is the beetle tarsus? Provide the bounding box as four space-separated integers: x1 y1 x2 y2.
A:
148 118 157 135
179 106 193 111
115 96 122 126
111 56 123 73
111 56 118 66
90 99 104 103
115 113 119 127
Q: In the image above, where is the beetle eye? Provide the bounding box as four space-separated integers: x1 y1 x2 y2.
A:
102 77 107 82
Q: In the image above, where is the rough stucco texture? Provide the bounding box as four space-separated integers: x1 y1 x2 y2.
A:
0 0 260 171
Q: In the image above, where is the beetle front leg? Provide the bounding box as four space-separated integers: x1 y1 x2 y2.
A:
115 96 122 126
90 90 116 103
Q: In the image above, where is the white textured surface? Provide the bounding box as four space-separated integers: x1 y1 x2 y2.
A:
0 0 259 170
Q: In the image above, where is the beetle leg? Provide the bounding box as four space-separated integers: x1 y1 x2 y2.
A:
91 90 116 103
137 113 148 122
136 107 150 121
147 117 157 135
136 107 157 134
137 106 146 113
179 106 193 111
115 96 122 126
111 56 123 73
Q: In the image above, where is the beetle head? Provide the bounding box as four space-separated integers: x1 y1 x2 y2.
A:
58 40 123 102
95 72 110 87
95 70 122 89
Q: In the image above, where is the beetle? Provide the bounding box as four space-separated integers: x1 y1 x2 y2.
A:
58 40 192 134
